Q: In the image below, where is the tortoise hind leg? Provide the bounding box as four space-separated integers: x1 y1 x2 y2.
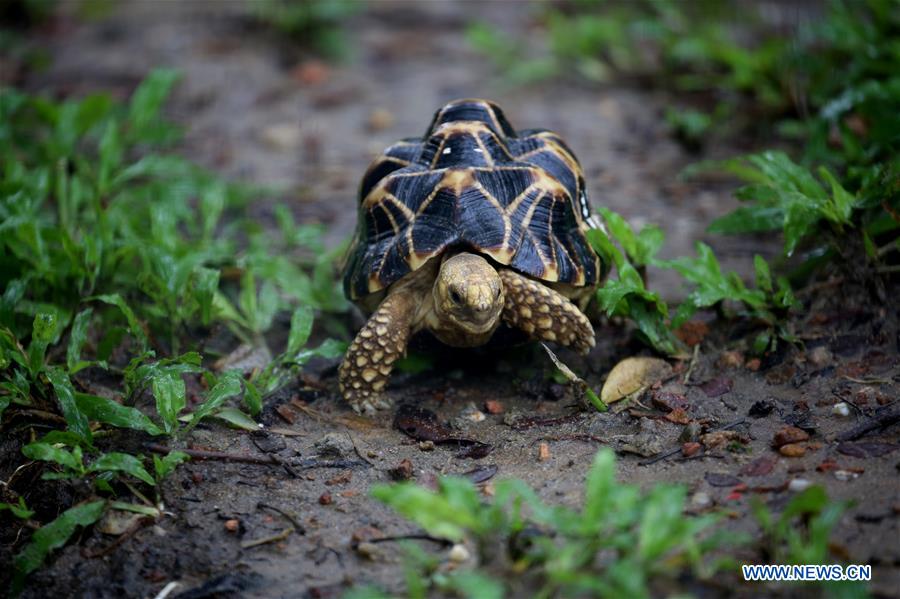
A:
498 269 595 354
340 291 414 413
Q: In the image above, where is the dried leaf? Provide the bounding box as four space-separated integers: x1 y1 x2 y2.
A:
601 357 673 404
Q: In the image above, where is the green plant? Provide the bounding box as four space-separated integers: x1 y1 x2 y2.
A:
250 0 361 58
369 448 730 598
751 486 868 598
1 70 341 589
10 500 105 595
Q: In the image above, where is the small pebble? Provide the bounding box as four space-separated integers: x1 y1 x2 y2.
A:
537 442 550 462
788 478 812 492
832 402 851 417
779 443 807 458
834 470 859 481
318 492 333 505
690 491 711 508
484 400 504 414
682 442 702 457
356 542 379 560
224 519 239 533
808 346 832 368
448 544 470 563
418 440 435 452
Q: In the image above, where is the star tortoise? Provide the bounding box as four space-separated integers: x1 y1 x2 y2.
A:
340 99 606 413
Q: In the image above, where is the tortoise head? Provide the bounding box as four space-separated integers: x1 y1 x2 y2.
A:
433 252 504 335
425 99 517 139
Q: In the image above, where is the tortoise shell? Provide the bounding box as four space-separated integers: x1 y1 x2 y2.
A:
344 99 604 301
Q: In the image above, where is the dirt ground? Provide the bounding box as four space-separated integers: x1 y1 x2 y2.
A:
5 2 900 598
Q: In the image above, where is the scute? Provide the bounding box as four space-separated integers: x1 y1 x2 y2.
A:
344 99 604 300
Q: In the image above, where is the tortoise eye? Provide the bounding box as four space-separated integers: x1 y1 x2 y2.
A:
450 288 463 304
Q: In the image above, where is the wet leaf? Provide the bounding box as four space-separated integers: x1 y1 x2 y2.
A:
185 371 244 432
28 312 57 377
74 393 162 435
243 379 262 416
88 452 155 485
22 442 83 473
12 500 105 592
601 357 673 404
46 367 92 443
66 308 93 373
212 407 259 431
150 370 186 434
153 450 189 481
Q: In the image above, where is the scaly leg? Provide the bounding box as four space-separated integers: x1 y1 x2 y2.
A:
339 291 414 413
498 269 595 354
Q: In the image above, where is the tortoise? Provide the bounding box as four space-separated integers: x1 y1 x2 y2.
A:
340 99 606 413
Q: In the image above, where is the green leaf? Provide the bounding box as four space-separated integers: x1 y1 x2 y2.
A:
287 306 314 356
0 498 34 520
586 227 623 272
583 448 616 523
707 206 784 234
128 68 179 134
439 572 505 599
66 308 93 373
45 368 92 443
150 370 187 434
753 255 773 293
93 294 148 351
211 407 259 431
153 450 190 481
184 371 244 432
73 393 162 435
193 267 220 326
394 352 434 375
28 312 57 377
372 478 482 542
88 452 155 486
22 442 84 473
12 500 106 592
243 379 262 416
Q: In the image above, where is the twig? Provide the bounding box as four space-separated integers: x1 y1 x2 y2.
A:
7 409 67 424
532 434 606 445
683 344 700 385
152 582 181 599
875 265 900 274
241 526 294 549
834 406 900 442
638 419 746 466
145 444 367 472
366 534 452 548
842 375 893 385
257 502 305 535
145 444 283 465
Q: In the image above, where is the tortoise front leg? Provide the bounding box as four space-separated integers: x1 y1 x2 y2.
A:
339 291 414 413
498 269 595 354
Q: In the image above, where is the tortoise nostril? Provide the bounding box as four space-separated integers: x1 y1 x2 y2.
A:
450 288 463 304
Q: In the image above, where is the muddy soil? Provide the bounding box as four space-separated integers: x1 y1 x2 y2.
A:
4 2 899 598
